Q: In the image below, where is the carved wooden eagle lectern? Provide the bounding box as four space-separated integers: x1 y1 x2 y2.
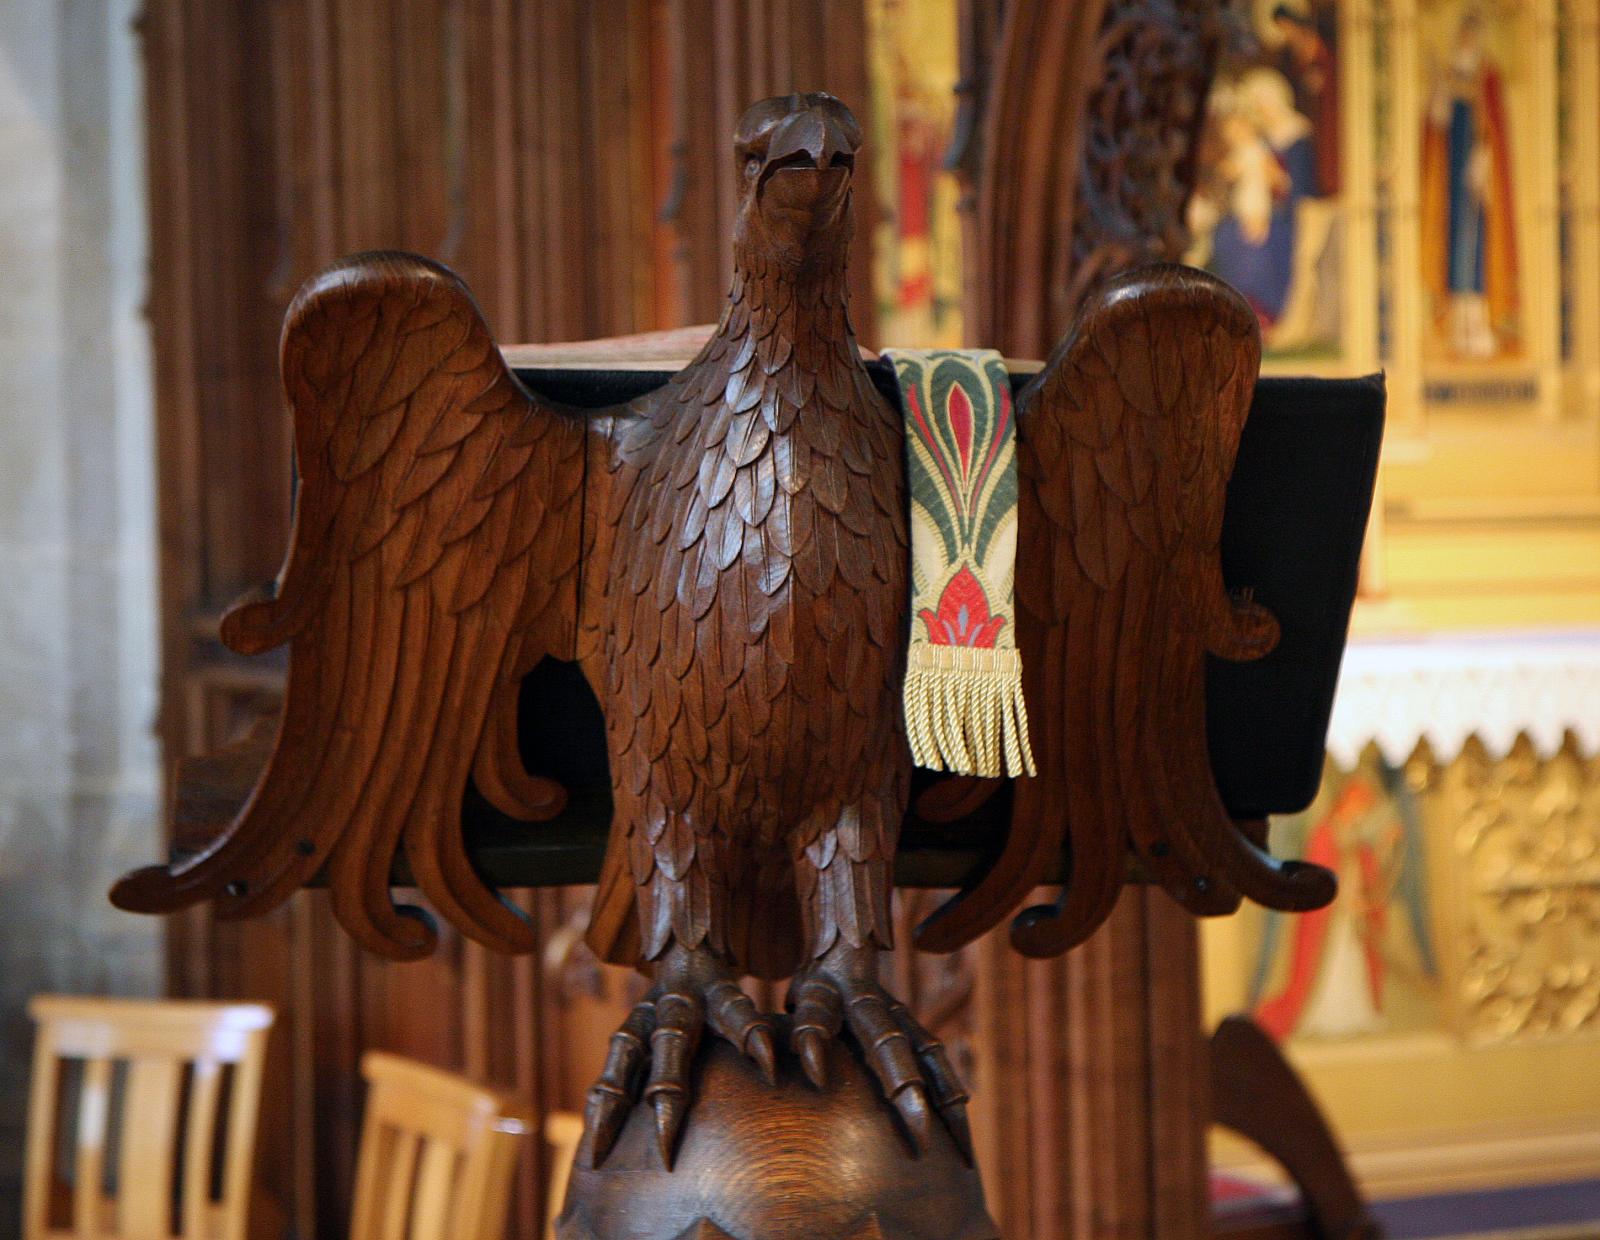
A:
114 92 1333 1217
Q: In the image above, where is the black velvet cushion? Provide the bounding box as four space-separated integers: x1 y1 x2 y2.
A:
514 365 1385 819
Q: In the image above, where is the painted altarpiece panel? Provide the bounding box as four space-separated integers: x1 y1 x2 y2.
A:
1377 0 1600 539
865 0 965 349
1189 0 1600 490
1204 3 1600 1194
1187 0 1381 374
1241 752 1443 1047
1394 0 1561 413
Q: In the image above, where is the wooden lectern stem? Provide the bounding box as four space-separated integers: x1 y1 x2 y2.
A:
973 892 1208 1239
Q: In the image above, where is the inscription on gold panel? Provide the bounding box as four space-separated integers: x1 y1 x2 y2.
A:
1440 737 1600 1043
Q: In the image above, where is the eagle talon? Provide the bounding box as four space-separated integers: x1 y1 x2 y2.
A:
786 944 974 1164
582 943 774 1171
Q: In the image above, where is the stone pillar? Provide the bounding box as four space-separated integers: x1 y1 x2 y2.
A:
0 0 160 1216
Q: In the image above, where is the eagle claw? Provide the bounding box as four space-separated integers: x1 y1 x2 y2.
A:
582 944 775 1172
787 945 974 1165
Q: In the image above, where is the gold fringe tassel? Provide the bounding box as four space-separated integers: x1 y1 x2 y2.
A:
902 644 1037 778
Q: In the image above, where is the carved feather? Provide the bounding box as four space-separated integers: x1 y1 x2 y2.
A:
915 264 1334 957
111 252 589 960
584 134 909 977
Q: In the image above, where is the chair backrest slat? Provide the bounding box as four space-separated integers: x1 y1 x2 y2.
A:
181 1059 223 1240
351 1052 530 1240
217 1037 267 1240
541 1114 582 1240
74 1058 112 1240
406 1141 455 1240
24 996 274 1240
120 1057 182 1239
377 1131 421 1240
22 1029 59 1240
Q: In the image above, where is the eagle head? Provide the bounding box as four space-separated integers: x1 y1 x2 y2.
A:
732 92 861 273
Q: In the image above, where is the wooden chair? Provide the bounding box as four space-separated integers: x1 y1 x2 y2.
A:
1210 1016 1383 1240
23 995 275 1240
542 1113 583 1240
350 1051 532 1240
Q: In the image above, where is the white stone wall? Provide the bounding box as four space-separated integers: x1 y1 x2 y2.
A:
0 0 159 1220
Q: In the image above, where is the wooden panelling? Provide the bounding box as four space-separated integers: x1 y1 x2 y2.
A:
967 893 1209 1240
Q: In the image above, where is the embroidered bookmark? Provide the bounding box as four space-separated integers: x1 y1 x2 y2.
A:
883 348 1036 778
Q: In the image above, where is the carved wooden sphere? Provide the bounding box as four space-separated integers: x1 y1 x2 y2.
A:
557 1036 999 1240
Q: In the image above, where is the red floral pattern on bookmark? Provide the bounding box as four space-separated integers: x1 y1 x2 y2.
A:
919 565 1005 648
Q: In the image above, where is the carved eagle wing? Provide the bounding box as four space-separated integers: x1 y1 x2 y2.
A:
112 253 590 959
916 265 1334 956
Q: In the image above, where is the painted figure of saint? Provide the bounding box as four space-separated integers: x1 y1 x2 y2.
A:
1205 70 1319 329
1187 2 1344 357
1272 3 1340 196
1251 769 1437 1042
1420 8 1520 360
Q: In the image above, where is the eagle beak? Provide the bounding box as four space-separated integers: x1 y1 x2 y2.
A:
756 108 856 238
761 108 857 179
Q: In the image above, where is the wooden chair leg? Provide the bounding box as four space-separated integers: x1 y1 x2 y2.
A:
1210 1015 1384 1240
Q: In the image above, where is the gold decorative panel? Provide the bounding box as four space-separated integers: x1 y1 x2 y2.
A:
1434 736 1600 1043
1206 727 1600 1196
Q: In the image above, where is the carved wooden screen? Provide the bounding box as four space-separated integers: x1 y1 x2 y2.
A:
953 2 1231 1236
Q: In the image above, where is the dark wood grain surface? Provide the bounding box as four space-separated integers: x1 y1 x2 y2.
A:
557 1038 998 1240
1211 1016 1383 1240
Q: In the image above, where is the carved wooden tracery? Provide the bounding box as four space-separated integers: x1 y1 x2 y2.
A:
956 4 1304 1236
